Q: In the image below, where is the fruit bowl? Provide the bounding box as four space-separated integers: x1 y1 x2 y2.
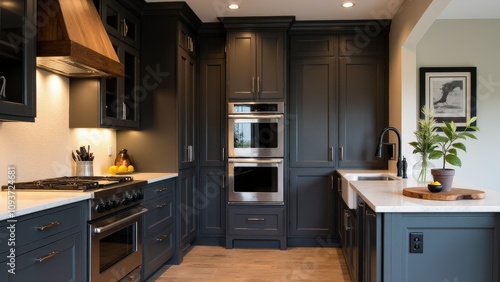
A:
427 181 443 193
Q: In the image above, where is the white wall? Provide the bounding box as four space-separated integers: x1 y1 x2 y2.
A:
0 70 117 182
416 19 500 190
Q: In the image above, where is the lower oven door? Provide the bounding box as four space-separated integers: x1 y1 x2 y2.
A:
228 158 284 204
89 206 147 282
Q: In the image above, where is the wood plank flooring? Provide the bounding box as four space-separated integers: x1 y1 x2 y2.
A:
147 246 351 281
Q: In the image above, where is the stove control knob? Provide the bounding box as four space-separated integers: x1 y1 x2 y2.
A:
95 202 106 213
112 199 119 208
121 196 130 205
105 201 113 211
135 191 144 200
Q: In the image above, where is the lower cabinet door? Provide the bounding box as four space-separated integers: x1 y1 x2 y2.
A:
142 225 175 279
1 233 82 282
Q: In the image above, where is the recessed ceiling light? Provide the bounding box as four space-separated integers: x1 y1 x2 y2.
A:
342 2 354 8
228 4 239 10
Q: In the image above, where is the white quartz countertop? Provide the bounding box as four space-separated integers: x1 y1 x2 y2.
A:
337 170 500 213
0 172 178 221
0 191 92 221
129 172 178 183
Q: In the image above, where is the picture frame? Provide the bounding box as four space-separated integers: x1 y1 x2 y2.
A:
419 67 477 130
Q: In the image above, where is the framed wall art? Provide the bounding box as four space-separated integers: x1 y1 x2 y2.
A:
419 67 477 130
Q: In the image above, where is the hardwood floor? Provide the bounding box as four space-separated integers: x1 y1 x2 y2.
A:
147 246 351 281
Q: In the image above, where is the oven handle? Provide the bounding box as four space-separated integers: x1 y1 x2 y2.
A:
227 114 283 120
93 208 148 234
228 158 283 164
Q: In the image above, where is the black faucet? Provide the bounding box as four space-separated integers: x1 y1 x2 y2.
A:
375 127 407 178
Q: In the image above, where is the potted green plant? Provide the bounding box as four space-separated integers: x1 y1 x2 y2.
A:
409 107 439 183
428 116 479 192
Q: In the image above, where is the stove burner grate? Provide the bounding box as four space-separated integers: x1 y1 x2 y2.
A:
2 176 134 191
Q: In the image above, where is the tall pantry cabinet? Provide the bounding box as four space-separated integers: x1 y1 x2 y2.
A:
287 21 389 246
116 1 202 261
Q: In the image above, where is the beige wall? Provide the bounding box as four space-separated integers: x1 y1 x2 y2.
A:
0 70 117 182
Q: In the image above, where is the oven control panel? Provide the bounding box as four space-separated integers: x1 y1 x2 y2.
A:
90 188 144 219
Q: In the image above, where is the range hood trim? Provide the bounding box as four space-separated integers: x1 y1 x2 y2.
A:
37 0 124 78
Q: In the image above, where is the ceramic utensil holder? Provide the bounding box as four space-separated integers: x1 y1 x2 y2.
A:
76 161 94 176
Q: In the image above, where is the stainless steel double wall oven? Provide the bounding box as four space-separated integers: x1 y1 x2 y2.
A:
227 102 284 204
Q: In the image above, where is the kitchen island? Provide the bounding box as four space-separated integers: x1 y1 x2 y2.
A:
337 170 500 282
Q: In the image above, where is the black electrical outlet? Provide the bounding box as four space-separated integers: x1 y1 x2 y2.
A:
409 232 423 253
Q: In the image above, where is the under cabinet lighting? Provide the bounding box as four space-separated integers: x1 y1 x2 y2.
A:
342 2 354 8
228 4 239 10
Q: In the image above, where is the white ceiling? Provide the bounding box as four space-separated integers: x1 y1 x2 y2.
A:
145 0 500 23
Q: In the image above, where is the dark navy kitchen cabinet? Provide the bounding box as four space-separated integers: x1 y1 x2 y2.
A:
0 0 36 122
287 22 389 246
178 167 198 251
289 56 336 168
338 34 388 169
70 0 141 129
0 202 87 281
221 17 293 100
142 178 176 279
288 168 335 241
197 168 226 241
196 28 227 245
354 203 500 282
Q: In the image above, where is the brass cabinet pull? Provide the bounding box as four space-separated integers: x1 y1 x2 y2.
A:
37 251 60 263
339 146 344 160
156 187 169 193
247 217 265 222
257 76 260 94
156 203 167 208
37 221 61 231
251 77 255 94
156 234 169 242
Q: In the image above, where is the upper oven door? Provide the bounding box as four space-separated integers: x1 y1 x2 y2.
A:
228 114 284 158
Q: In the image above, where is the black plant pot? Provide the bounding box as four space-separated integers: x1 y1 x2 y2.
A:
431 169 455 192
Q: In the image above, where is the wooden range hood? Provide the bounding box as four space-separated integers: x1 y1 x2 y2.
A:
37 0 124 77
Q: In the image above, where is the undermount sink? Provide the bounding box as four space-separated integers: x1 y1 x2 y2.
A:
341 173 399 209
348 175 397 181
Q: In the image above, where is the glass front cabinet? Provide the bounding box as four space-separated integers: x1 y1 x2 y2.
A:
0 0 36 122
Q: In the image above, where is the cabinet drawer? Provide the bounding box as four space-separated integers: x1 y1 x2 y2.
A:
143 179 175 201
15 205 81 248
1 233 81 282
144 194 174 237
143 225 174 278
227 207 284 236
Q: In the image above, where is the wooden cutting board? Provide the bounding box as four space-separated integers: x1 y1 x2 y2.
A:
402 187 485 201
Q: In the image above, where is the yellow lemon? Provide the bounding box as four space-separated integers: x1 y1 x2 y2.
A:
108 165 118 174
127 165 135 172
431 181 441 185
118 165 128 172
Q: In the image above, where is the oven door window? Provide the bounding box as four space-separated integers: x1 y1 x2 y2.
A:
99 224 136 272
234 166 278 193
233 120 279 149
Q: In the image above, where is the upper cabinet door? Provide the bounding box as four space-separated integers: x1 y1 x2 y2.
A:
101 0 139 48
289 57 336 168
0 0 36 122
226 32 256 100
227 31 285 100
338 56 386 169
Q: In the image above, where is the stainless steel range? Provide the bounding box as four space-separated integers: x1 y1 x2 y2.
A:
10 176 147 282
